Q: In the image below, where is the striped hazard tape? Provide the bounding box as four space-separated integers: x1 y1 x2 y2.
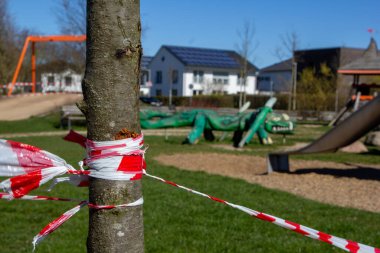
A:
1 82 37 89
143 171 379 253
0 130 378 252
0 192 143 249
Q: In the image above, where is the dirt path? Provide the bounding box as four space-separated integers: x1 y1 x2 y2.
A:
0 129 190 138
154 153 380 213
0 93 83 120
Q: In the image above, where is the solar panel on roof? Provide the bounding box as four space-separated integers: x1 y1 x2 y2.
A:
166 46 242 68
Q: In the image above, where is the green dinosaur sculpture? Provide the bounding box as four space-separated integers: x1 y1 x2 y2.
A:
140 97 295 147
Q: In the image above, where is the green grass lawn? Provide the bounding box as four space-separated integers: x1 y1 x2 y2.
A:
0 112 87 134
0 132 379 253
0 113 62 134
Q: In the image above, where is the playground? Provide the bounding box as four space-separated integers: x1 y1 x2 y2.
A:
0 121 379 252
1 88 380 253
0 30 379 253
155 152 380 213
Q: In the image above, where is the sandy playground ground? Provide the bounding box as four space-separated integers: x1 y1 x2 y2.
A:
154 151 380 213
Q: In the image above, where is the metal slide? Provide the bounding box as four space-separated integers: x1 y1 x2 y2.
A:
268 95 380 172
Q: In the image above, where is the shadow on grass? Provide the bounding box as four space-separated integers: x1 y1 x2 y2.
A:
291 166 380 181
362 148 380 156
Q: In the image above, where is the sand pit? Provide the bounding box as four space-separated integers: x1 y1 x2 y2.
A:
154 153 380 213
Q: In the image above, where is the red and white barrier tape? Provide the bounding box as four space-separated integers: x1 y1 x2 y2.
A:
0 191 143 249
143 170 379 253
0 132 379 252
32 197 143 250
32 201 87 250
0 192 79 202
1 82 37 89
0 132 144 198
0 132 145 249
84 134 145 180
0 139 78 198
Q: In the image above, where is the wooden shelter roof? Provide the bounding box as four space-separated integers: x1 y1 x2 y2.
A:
338 38 380 75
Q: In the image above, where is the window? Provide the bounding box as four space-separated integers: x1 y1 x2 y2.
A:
156 89 162 96
237 73 245 85
65 76 72 86
213 72 229 85
258 76 270 82
140 70 149 85
172 70 178 84
193 70 204 83
172 89 178 96
47 76 55 86
155 71 162 84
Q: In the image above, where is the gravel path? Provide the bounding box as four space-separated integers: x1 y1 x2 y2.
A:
0 129 190 138
0 93 83 120
154 153 380 213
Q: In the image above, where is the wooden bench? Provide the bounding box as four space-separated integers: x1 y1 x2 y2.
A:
61 105 85 129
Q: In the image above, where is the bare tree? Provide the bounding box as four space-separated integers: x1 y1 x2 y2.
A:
235 20 258 108
275 32 300 61
56 0 86 35
78 1 143 252
0 1 20 85
203 78 223 95
55 0 86 71
54 0 148 73
274 31 300 110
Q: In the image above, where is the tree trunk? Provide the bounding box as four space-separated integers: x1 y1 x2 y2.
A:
80 1 143 252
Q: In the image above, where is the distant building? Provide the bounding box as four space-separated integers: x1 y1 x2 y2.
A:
338 38 380 101
339 38 380 76
148 45 259 97
257 46 370 95
41 69 82 93
40 56 153 94
257 58 292 94
295 46 367 88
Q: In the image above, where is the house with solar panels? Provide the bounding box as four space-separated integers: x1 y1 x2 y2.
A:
148 45 259 97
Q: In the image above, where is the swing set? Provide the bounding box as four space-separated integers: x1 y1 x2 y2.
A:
7 35 86 96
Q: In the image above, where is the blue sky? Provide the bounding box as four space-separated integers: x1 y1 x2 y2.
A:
7 0 380 68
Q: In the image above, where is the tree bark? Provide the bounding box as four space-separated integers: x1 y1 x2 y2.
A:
80 1 143 252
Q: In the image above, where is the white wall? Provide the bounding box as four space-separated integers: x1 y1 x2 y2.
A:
183 68 257 96
41 70 82 93
149 47 185 96
225 74 257 95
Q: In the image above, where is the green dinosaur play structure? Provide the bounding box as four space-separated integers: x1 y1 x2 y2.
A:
140 97 295 147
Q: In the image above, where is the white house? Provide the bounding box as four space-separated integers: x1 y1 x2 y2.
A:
41 69 82 93
41 56 153 94
149 45 259 97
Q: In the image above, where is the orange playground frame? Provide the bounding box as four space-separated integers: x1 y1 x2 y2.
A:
7 35 86 96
